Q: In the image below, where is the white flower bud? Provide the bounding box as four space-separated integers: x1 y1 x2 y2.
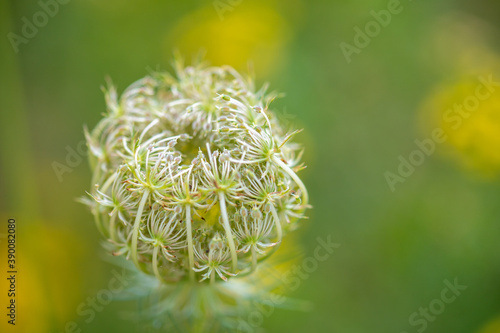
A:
83 59 309 290
250 207 262 220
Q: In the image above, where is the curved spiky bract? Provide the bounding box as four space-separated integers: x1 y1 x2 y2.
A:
84 60 309 284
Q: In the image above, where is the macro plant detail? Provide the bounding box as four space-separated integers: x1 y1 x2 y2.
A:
83 59 309 287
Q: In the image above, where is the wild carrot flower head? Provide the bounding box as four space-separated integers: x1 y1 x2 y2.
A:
84 58 309 285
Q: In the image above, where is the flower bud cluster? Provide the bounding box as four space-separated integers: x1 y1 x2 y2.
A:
85 61 309 283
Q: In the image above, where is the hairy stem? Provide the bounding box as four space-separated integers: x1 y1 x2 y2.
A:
218 192 238 272
185 205 195 281
210 269 215 285
272 156 309 206
109 212 117 242
100 171 118 193
131 189 149 271
251 246 257 271
152 246 163 282
94 208 106 236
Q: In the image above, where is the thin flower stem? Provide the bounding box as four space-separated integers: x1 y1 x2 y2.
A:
152 246 163 282
94 208 106 236
131 189 149 271
185 205 195 281
218 192 238 272
210 269 215 285
272 155 309 206
109 212 117 242
100 171 118 193
251 246 257 271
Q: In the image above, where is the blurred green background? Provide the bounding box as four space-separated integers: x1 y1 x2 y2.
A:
1 0 500 332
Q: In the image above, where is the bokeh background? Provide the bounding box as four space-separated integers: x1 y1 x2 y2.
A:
1 0 500 332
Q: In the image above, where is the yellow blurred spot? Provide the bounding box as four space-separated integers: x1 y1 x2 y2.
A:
0 218 89 332
421 75 500 177
0 256 50 332
477 317 500 333
167 3 292 76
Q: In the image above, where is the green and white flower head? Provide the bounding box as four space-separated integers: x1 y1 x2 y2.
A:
83 57 309 330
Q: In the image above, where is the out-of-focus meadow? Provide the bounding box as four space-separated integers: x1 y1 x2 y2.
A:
1 0 500 332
